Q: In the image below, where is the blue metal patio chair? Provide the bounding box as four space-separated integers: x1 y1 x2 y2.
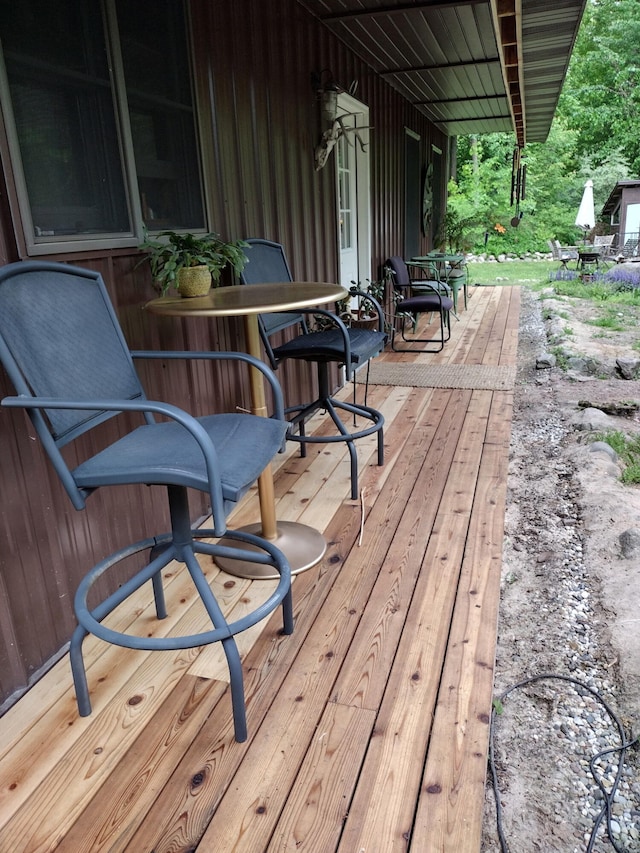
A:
240 238 386 501
385 256 453 352
0 260 294 743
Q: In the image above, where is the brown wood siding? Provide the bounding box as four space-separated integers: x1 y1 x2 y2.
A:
0 0 448 708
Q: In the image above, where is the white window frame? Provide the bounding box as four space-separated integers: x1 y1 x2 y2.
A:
0 0 205 256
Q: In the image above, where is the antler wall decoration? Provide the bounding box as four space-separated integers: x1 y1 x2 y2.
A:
314 113 372 171
311 69 372 171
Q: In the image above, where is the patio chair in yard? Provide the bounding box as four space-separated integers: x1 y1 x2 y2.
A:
239 238 386 501
617 238 640 261
593 234 617 268
385 255 454 352
0 260 294 743
548 239 579 270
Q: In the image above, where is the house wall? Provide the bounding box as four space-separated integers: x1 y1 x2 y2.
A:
619 187 640 250
0 0 448 709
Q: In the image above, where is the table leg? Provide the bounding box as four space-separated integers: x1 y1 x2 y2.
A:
214 313 326 579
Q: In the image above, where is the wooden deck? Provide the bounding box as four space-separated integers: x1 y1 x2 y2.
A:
0 285 521 852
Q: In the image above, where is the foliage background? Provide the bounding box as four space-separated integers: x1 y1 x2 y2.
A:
447 0 638 255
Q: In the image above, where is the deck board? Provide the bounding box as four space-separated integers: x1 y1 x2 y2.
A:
0 285 521 852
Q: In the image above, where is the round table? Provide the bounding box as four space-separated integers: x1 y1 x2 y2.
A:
577 249 601 271
146 281 347 578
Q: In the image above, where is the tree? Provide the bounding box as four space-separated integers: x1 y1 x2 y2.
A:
450 126 582 253
558 0 640 174
448 0 637 253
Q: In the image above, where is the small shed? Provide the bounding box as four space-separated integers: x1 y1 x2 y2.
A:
602 180 640 256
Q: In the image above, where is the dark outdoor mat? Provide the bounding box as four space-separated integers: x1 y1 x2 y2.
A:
357 362 516 390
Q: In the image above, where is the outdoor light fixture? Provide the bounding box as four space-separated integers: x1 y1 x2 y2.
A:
311 69 342 122
321 85 339 123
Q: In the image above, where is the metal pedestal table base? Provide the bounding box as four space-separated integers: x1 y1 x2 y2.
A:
215 520 326 579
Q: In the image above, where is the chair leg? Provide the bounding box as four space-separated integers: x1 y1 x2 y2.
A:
70 486 292 742
351 359 372 424
71 534 175 717
363 359 371 408
391 308 450 352
325 396 359 499
283 364 384 499
182 543 249 741
150 542 170 619
70 623 91 716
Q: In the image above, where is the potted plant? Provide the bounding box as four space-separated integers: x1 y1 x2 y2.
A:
312 295 351 331
349 278 388 330
138 229 248 297
311 277 389 332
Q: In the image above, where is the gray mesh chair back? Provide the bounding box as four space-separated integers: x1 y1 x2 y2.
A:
237 238 306 346
0 260 293 742
240 238 386 500
0 262 148 507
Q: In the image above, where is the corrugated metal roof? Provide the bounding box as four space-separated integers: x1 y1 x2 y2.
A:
297 0 586 145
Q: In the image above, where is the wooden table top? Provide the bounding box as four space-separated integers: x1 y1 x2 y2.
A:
145 281 347 318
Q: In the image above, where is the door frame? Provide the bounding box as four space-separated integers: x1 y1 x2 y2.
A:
335 92 371 287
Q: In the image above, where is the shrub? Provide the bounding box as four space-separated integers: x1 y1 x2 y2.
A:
590 430 640 485
604 267 640 292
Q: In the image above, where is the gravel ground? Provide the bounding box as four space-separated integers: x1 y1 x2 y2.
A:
481 286 640 852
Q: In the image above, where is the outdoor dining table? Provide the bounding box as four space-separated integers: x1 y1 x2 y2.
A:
577 247 602 271
410 252 468 314
146 280 347 578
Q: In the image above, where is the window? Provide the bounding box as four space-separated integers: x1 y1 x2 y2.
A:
0 0 205 254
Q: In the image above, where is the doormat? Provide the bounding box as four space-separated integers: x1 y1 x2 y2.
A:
357 362 516 390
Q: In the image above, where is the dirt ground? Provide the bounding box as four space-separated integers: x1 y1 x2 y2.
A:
481 284 640 852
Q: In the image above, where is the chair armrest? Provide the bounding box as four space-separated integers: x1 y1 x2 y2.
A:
397 280 450 305
405 260 444 281
131 349 285 422
2 395 232 533
348 286 384 328
289 308 354 378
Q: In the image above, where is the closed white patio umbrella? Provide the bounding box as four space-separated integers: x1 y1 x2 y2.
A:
575 179 595 231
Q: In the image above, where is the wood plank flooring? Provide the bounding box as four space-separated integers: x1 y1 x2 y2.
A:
0 285 520 852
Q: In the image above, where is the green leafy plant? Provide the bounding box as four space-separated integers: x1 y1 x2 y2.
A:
434 209 476 253
586 315 625 331
351 278 386 318
549 345 570 370
138 229 248 295
591 429 640 484
312 278 390 332
312 296 351 331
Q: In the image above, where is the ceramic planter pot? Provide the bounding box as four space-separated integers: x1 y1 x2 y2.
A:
350 311 378 330
177 265 212 297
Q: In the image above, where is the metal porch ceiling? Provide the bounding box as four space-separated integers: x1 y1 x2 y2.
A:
297 0 587 146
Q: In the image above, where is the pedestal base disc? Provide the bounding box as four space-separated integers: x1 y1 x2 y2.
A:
215 521 326 579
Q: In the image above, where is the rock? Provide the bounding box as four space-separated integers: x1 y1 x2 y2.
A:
546 318 566 340
616 357 640 380
620 528 640 558
572 407 614 431
536 353 556 369
578 400 640 416
566 355 601 375
589 441 618 461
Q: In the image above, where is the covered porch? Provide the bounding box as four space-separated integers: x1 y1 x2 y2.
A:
0 284 520 852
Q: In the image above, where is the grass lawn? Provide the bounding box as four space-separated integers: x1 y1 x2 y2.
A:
468 258 555 287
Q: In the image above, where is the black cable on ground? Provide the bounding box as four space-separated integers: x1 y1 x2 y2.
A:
489 673 638 853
